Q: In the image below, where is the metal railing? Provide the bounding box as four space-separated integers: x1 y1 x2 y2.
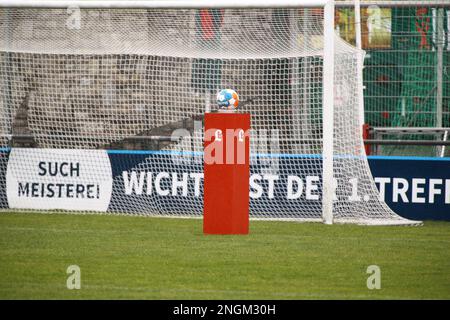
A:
366 127 450 156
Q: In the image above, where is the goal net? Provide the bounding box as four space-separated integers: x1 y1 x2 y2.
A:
0 0 420 225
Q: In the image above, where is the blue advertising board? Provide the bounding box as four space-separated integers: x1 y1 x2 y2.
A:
1 148 449 221
368 156 450 221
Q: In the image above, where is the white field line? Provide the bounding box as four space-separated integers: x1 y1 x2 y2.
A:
0 281 419 300
2 225 450 244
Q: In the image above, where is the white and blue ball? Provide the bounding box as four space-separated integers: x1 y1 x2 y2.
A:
216 89 239 110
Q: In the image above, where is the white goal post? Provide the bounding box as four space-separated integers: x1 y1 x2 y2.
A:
0 0 421 225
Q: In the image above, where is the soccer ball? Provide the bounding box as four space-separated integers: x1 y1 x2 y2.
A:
216 89 239 110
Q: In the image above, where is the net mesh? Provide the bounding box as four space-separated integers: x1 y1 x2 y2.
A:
0 7 418 224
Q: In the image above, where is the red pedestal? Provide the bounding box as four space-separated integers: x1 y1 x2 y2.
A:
203 113 250 235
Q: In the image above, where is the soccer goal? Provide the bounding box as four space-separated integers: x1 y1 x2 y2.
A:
0 0 421 225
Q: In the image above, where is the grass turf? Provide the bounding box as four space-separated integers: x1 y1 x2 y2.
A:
0 212 449 299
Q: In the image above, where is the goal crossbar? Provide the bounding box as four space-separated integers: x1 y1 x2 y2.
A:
3 0 447 9
0 0 331 9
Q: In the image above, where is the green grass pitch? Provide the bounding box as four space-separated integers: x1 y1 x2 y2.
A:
0 212 449 299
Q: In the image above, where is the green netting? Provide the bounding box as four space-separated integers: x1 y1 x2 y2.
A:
363 6 449 128
392 7 437 127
